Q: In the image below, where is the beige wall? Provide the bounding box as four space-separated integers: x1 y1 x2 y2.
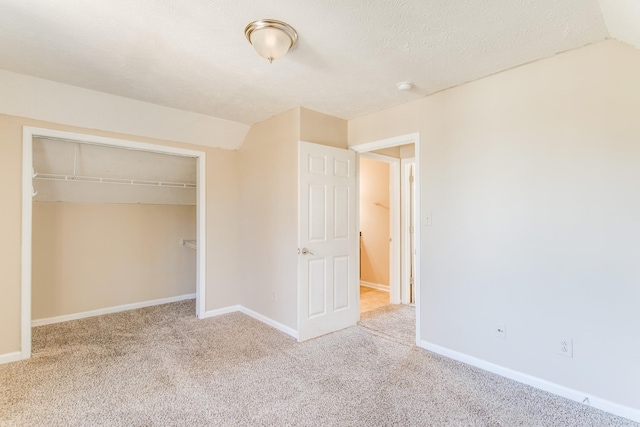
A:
239 107 347 330
0 70 249 149
371 143 415 159
371 146 401 158
32 203 196 320
349 40 640 409
300 107 348 149
0 113 240 355
400 144 415 159
359 158 390 286
239 108 300 329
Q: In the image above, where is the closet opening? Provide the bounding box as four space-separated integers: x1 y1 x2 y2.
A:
21 127 207 360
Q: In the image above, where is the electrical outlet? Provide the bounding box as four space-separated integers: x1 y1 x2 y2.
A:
271 291 277 302
495 323 506 339
559 338 573 357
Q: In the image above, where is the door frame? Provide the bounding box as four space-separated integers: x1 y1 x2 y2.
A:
358 152 401 304
21 127 207 360
401 157 415 305
351 132 421 345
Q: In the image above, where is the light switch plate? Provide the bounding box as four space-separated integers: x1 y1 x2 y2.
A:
423 212 432 226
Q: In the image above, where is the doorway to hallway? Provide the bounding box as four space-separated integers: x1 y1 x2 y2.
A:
358 143 416 323
359 155 391 314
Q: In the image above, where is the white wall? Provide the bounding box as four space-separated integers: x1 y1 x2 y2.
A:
349 40 640 412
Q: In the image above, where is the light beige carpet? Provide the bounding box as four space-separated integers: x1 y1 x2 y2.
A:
359 303 415 346
0 300 636 426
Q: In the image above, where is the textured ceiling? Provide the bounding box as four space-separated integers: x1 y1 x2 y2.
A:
0 1 632 125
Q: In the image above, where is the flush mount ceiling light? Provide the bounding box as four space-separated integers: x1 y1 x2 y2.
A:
245 19 298 63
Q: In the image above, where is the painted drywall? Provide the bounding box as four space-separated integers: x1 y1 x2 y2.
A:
0 70 249 150
239 108 300 330
0 113 240 356
400 144 415 159
372 144 415 159
0 0 610 125
239 107 348 330
348 40 640 410
599 0 640 50
372 146 401 158
359 158 390 286
32 203 195 320
300 107 349 149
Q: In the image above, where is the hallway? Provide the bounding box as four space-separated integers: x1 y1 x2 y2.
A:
359 286 389 313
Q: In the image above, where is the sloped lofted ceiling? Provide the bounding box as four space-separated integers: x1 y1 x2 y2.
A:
0 1 637 126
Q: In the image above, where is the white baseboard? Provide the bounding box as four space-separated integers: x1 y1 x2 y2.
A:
360 280 390 292
0 351 22 365
238 306 298 340
418 340 640 424
201 305 241 318
31 293 196 327
201 305 298 339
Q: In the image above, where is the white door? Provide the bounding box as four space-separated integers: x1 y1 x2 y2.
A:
298 141 358 342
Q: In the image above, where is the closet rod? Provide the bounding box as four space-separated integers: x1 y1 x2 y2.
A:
33 173 196 189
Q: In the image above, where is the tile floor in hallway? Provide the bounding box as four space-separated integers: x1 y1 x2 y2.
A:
360 285 390 313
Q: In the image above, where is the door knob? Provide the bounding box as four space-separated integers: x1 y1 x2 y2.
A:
300 247 314 255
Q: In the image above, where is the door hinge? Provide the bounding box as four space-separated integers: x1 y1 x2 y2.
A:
410 277 414 285
409 225 414 234
409 175 414 183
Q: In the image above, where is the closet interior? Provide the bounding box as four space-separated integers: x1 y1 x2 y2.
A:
31 138 198 326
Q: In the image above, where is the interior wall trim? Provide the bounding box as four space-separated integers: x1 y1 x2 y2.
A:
418 340 640 423
31 294 196 327
0 351 22 366
239 307 298 339
201 305 242 318
360 281 390 292
202 305 298 340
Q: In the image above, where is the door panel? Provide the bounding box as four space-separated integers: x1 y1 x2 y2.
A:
333 256 349 310
298 141 357 341
308 259 326 317
334 186 350 239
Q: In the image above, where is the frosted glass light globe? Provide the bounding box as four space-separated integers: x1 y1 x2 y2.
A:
245 20 298 63
250 27 292 62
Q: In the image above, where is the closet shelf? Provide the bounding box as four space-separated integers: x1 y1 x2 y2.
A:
181 239 197 250
34 173 196 189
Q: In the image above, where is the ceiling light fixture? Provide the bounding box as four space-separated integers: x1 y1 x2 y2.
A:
245 19 298 63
